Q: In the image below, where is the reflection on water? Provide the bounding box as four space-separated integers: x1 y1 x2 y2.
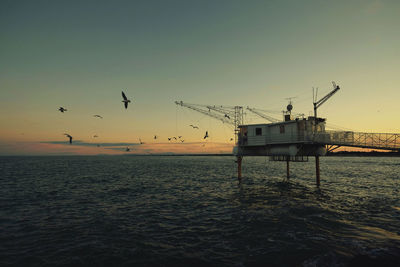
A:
0 156 399 266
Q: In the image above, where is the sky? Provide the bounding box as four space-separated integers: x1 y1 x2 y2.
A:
1 0 399 155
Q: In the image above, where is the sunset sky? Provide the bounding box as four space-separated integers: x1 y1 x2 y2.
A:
1 0 399 155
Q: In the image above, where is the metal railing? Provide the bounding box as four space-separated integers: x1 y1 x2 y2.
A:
313 131 400 150
239 130 400 150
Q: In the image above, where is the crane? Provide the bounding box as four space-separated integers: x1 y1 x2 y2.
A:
246 107 280 123
313 81 340 119
175 101 233 125
175 101 244 143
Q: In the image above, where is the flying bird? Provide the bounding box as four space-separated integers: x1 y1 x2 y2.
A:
168 138 171 141
59 107 67 113
121 91 131 109
64 133 73 144
178 136 182 139
224 114 230 119
93 135 98 138
173 137 177 140
126 147 130 152
181 140 185 143
93 115 103 119
189 125 199 129
204 131 208 139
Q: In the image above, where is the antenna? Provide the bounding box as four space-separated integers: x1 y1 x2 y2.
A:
312 87 319 103
284 96 297 115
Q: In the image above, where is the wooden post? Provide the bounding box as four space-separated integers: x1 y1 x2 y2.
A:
237 156 242 182
286 157 290 179
315 156 320 186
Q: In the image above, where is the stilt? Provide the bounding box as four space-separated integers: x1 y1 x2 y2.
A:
286 157 290 179
315 156 320 186
237 156 242 182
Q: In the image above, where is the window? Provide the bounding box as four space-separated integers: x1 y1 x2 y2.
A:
255 128 262 136
280 125 285 133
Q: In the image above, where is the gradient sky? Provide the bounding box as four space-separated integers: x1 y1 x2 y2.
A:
1 0 399 155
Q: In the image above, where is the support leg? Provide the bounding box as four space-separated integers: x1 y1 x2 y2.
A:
286 157 290 179
237 156 242 182
315 156 320 187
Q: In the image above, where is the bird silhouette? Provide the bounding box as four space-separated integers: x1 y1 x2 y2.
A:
93 135 98 138
126 147 130 152
230 138 234 141
64 133 73 144
154 135 158 140
178 136 182 139
59 107 67 113
189 124 199 129
93 115 103 119
181 140 185 143
173 137 177 140
224 114 230 119
121 91 131 109
168 138 171 141
139 138 144 144
204 131 208 139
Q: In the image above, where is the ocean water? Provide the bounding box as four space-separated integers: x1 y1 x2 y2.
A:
0 155 399 266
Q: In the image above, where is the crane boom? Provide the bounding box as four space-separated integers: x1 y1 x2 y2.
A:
246 107 280 123
175 101 234 125
313 81 340 118
175 101 244 144
206 105 235 118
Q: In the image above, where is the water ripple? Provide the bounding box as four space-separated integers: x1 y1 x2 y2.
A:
0 155 399 266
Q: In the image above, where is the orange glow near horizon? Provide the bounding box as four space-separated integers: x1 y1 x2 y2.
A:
0 140 234 156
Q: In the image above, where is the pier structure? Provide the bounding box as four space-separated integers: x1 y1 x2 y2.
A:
175 82 400 186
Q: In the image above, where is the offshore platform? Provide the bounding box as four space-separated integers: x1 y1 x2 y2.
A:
175 82 400 186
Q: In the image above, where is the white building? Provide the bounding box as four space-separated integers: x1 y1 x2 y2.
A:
234 116 327 157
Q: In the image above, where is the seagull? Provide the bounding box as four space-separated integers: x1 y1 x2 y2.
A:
189 124 199 129
173 137 177 140
181 140 185 143
59 107 67 113
178 136 182 139
168 138 171 141
64 133 73 144
121 91 131 109
93 115 103 119
204 131 208 139
93 135 98 138
126 147 130 152
224 114 230 119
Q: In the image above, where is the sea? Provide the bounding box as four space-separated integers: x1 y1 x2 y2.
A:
1 155 399 266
